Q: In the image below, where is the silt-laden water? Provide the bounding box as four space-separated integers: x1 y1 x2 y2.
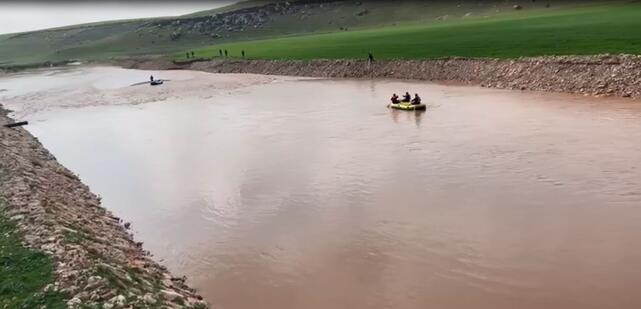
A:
2 67 641 309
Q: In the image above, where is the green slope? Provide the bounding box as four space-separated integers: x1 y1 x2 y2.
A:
0 207 68 308
190 3 641 60
0 0 636 67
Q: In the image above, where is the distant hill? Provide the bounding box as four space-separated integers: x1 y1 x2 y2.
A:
0 0 625 66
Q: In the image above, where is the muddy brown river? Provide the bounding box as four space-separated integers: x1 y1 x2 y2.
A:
2 67 641 309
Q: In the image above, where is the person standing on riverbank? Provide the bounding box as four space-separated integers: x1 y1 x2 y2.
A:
224 49 228 57
242 50 245 58
219 49 223 57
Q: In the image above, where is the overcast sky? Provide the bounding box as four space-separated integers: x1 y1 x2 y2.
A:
0 1 236 35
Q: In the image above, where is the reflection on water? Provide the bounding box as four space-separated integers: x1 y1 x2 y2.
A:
3 68 641 309
390 109 425 128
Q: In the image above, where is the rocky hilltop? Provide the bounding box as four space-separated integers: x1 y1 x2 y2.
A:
150 1 327 40
142 0 573 42
0 109 207 308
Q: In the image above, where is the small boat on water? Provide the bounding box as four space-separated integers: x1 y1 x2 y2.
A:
388 102 427 111
150 80 164 86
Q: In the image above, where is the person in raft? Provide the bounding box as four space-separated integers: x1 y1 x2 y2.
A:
402 92 411 102
390 93 400 104
411 93 422 105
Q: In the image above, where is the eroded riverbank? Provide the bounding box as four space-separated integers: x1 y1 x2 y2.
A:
0 107 207 307
117 54 641 99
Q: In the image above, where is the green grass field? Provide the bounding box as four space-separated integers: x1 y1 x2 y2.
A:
1 1 640 67
0 205 68 308
1 0 621 67
191 3 641 60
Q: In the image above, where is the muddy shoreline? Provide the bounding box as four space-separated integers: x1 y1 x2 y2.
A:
116 54 641 99
0 109 207 308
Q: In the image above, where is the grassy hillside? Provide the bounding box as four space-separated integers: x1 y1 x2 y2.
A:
0 0 636 67
190 3 641 60
5 0 541 65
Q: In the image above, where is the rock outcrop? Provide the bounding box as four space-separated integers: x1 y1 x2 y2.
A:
147 1 339 37
0 109 207 308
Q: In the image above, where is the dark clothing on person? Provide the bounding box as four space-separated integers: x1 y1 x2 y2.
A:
150 75 154 82
242 50 245 58
391 94 400 104
191 51 195 58
368 52 374 62
219 49 223 56
402 93 411 102
224 49 228 57
411 94 422 105
186 52 190 58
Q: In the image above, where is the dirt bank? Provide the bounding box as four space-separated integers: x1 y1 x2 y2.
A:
119 54 641 99
0 108 207 308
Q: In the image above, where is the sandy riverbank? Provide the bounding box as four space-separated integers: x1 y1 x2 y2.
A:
115 54 641 100
0 107 208 308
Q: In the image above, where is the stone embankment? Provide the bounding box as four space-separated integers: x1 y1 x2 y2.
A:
123 54 641 99
0 108 207 308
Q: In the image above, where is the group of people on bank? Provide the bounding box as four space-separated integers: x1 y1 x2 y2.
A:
390 92 421 105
